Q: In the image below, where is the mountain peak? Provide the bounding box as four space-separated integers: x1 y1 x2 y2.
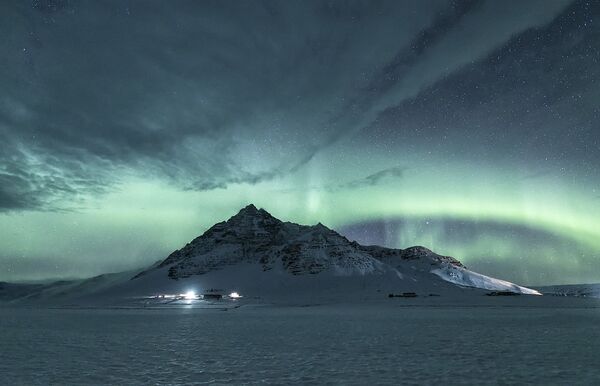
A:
232 204 275 220
239 203 259 213
314 222 332 232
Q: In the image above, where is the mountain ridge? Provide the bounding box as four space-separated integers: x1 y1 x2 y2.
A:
134 204 463 280
0 205 542 305
131 204 539 297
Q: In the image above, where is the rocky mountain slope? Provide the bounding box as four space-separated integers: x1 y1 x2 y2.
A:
134 204 461 279
133 204 539 296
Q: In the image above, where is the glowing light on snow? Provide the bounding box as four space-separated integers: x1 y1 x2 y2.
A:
229 292 241 299
184 291 196 300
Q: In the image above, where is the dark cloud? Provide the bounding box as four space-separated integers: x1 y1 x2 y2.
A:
277 166 407 193
0 174 38 210
1 0 443 209
0 141 112 211
0 0 576 211
342 166 407 189
290 0 574 171
356 0 599 175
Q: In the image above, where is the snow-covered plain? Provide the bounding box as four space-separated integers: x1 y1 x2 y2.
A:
0 262 539 307
536 283 600 298
2 305 600 385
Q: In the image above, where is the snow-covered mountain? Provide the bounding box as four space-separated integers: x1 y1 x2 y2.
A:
136 204 386 279
132 204 539 296
0 205 541 305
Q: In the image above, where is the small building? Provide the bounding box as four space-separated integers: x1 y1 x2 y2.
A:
388 292 418 298
486 291 520 296
202 293 223 300
202 288 225 300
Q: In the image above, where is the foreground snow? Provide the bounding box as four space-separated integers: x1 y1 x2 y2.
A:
536 283 600 298
2 306 600 385
1 261 541 307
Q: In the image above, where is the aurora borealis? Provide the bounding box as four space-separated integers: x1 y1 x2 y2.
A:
1 0 599 285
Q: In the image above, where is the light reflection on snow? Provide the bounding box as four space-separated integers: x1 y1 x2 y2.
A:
143 290 243 306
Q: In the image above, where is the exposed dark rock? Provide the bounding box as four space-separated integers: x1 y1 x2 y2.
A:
134 205 466 280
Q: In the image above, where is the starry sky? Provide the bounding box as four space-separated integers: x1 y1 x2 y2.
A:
1 0 599 285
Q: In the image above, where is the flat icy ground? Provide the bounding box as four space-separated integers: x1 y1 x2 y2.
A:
2 305 600 385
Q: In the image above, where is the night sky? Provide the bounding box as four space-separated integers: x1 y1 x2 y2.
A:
1 0 599 285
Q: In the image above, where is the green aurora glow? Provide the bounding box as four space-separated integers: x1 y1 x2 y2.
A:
2 154 599 284
1 1 599 285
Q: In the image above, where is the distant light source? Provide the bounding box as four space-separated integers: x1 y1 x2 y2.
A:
184 291 196 300
229 292 241 299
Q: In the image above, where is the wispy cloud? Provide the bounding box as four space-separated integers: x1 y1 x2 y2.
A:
0 0 574 211
340 166 407 190
276 166 407 194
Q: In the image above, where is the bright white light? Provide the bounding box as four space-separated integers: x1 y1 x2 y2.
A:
229 292 241 299
184 291 196 300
